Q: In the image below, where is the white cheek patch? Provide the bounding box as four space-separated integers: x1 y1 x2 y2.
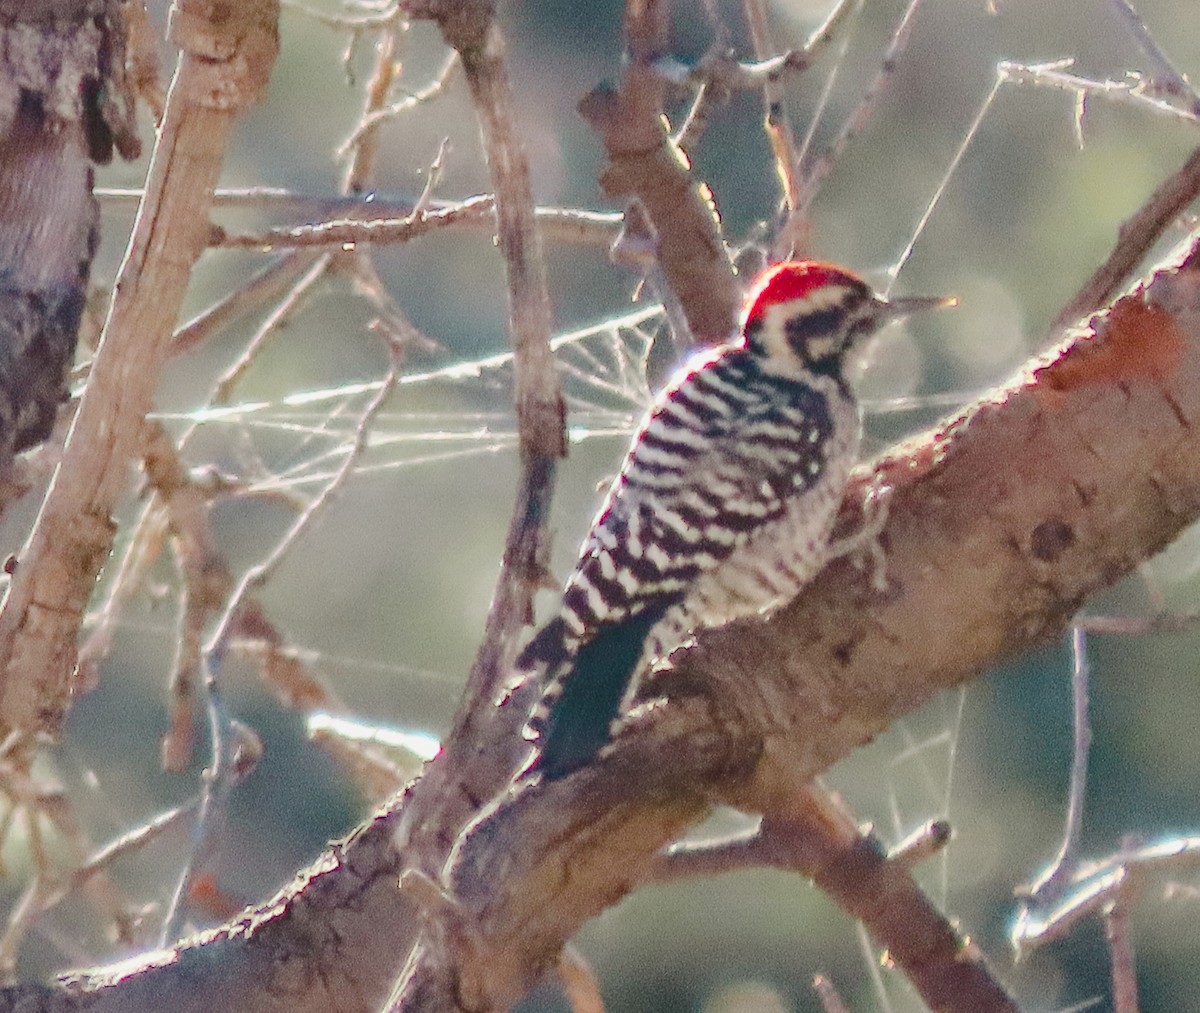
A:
758 291 850 366
804 334 841 360
756 303 796 361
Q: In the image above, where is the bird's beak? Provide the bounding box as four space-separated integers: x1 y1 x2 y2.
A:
874 292 958 324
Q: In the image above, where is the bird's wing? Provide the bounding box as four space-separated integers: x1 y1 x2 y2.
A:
522 365 839 778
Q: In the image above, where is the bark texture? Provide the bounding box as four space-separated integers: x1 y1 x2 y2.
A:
0 0 139 472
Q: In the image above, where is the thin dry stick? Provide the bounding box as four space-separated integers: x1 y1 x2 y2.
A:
999 60 1200 126
342 14 404 193
337 49 460 159
1022 626 1093 906
1106 884 1141 1013
0 798 198 977
213 198 622 250
761 0 870 259
681 0 860 96
219 252 334 403
427 0 566 738
652 783 1014 1013
140 421 233 772
0 736 139 975
1076 610 1200 635
160 351 401 942
100 186 625 247
170 250 324 356
742 0 803 243
1108 0 1200 113
216 365 401 658
1015 835 1200 948
76 251 333 702
795 0 925 215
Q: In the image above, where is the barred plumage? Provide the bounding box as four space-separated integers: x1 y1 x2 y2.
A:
518 261 953 779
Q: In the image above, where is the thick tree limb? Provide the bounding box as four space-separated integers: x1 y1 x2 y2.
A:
9 232 1193 1013
0 0 279 741
403 239 1200 1009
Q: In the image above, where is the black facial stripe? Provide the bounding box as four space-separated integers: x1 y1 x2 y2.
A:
784 306 844 349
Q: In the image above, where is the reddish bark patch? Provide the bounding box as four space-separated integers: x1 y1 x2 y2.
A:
1043 296 1186 393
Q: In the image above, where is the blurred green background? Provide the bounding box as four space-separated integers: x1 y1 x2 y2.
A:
6 0 1200 1009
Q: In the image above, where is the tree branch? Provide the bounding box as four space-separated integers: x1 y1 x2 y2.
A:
0 0 280 741
8 222 1200 1013
579 0 741 346
408 238 1200 1010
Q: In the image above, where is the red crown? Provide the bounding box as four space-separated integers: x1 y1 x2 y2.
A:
743 261 864 327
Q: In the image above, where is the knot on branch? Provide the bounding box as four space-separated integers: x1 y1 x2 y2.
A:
169 0 280 109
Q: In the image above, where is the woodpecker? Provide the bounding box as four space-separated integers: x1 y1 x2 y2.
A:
518 261 953 779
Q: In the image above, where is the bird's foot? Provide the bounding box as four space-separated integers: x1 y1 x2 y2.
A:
827 481 892 592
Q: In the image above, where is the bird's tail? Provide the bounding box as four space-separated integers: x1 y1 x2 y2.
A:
521 606 669 780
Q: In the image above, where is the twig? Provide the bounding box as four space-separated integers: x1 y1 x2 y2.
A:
117 423 351 773
213 197 622 250
656 782 1017 1013
306 711 432 798
743 0 801 235
683 0 859 93
77 250 331 697
888 818 952 871
1075 609 1200 635
406 0 567 760
999 60 1199 127
1025 626 1092 898
139 422 233 772
0 736 142 975
217 194 491 249
1108 0 1200 114
218 346 397 691
1049 142 1200 332
169 250 324 356
1014 835 1200 949
342 15 405 193
795 0 925 215
895 68 1200 313
648 821 769 883
215 253 333 403
161 350 400 942
336 50 460 161
100 186 625 247
0 798 197 978
1105 880 1141 1013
